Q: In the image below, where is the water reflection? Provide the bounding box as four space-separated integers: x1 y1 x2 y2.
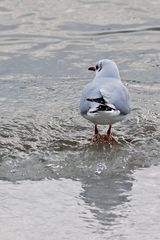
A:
80 174 133 227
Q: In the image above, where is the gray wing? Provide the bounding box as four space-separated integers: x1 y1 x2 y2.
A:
80 82 102 115
80 79 130 116
100 81 130 115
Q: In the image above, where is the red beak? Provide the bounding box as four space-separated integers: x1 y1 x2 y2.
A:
88 66 96 71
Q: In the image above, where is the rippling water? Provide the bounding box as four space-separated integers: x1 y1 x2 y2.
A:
0 0 160 239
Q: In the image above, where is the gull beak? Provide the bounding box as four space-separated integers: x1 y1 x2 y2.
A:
88 66 96 71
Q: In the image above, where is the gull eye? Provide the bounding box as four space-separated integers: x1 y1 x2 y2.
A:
98 63 102 72
96 64 99 70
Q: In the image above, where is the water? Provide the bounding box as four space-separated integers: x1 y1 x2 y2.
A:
0 0 160 239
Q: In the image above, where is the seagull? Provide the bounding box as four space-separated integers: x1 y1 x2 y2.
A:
80 59 130 143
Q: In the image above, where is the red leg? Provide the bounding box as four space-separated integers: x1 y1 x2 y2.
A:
105 124 118 144
89 124 118 144
107 124 112 136
95 124 99 135
92 124 100 142
88 125 100 142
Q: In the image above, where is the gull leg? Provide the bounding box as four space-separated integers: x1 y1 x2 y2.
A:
107 124 112 136
95 124 99 135
88 124 100 142
89 124 118 144
93 124 101 141
104 124 118 144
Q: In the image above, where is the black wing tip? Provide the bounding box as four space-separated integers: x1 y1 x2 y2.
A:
86 97 105 104
89 104 114 113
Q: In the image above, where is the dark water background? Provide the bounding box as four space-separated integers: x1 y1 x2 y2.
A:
0 0 160 239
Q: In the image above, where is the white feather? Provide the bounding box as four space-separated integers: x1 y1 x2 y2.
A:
80 59 131 126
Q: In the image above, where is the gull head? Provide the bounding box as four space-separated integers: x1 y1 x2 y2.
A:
88 59 120 79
